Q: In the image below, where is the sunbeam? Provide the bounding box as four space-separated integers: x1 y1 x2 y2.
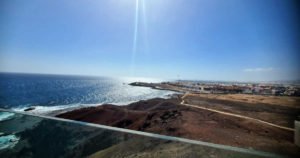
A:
130 0 140 76
141 0 149 55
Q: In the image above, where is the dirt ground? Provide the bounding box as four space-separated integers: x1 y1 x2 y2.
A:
183 94 300 128
58 95 300 157
185 93 300 108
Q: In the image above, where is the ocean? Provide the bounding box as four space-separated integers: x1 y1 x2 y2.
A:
0 73 176 114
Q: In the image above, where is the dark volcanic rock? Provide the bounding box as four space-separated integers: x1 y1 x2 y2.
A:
24 107 35 111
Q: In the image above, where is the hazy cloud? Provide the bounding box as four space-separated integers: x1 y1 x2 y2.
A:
243 67 273 72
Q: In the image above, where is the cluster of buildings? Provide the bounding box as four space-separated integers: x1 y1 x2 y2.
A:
162 81 300 96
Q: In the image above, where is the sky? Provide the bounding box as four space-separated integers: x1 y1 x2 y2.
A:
0 0 299 81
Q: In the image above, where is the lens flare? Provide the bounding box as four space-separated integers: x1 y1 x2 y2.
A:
130 0 140 76
142 0 149 55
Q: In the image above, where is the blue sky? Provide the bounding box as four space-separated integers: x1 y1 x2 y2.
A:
0 0 299 81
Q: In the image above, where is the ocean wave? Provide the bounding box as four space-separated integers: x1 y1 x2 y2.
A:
0 134 20 150
0 112 15 122
12 104 88 115
1 73 178 115
10 92 177 115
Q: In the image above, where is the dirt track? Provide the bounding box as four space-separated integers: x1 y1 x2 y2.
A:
181 93 294 131
182 93 300 128
57 95 300 157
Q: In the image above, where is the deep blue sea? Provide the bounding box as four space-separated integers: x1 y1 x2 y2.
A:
0 73 175 114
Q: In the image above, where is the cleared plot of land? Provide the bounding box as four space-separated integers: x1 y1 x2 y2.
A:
182 94 300 128
185 93 300 108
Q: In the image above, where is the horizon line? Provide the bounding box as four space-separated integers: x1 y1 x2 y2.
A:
1 71 299 84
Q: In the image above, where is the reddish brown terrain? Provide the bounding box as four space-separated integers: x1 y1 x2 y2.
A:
57 95 300 157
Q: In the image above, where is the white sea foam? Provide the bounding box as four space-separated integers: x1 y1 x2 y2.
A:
12 102 133 115
12 104 87 115
0 134 20 150
2 73 178 116
0 112 15 122
11 91 177 115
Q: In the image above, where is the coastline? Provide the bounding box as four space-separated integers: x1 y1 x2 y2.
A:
14 95 180 117
8 80 293 156
129 82 186 93
56 91 300 157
